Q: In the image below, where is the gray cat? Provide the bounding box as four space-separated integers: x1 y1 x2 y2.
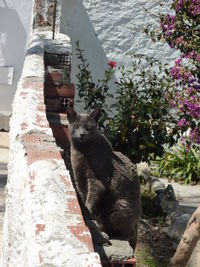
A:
66 108 142 250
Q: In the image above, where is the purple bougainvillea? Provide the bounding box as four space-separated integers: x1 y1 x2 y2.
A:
159 0 200 148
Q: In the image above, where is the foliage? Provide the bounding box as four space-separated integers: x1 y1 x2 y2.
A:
146 0 200 149
76 42 178 163
106 55 177 163
154 145 200 184
76 41 114 128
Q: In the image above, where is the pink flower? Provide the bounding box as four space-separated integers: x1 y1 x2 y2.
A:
131 114 135 122
176 36 184 45
177 117 188 128
196 54 200 62
108 60 117 69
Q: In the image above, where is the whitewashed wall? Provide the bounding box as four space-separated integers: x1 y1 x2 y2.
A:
2 31 101 267
0 0 33 112
0 0 179 113
61 0 179 90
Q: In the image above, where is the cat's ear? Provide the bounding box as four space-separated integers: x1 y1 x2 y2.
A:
66 107 77 122
90 108 101 122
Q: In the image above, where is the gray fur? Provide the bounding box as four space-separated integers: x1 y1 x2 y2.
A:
66 108 142 250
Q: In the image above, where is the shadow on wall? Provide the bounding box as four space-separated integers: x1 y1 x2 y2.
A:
61 0 117 110
0 1 26 111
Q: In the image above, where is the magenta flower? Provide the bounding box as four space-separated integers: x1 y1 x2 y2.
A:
196 55 200 62
189 129 200 144
177 118 188 127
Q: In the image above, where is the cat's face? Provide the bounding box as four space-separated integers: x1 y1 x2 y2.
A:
67 108 100 143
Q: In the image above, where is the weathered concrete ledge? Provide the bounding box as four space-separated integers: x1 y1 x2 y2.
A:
1 32 101 267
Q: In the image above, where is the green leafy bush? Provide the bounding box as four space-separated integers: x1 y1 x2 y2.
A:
76 42 178 163
154 146 200 184
76 41 114 128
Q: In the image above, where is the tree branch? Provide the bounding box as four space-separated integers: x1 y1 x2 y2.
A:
170 204 200 267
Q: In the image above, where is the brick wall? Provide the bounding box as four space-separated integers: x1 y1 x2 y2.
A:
2 30 102 266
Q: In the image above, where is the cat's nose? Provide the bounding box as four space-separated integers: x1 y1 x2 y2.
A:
80 133 86 139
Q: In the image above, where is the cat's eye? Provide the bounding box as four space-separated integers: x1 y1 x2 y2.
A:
74 123 79 129
85 125 91 130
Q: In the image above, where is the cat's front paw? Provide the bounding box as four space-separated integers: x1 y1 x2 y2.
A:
101 231 112 246
85 219 111 246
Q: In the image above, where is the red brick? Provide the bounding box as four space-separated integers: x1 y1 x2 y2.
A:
46 70 62 83
36 114 50 128
44 83 75 98
37 104 46 112
68 225 94 252
35 224 46 235
23 134 62 165
22 77 44 91
45 97 74 113
45 66 71 84
20 92 28 97
21 123 28 131
61 176 75 192
67 198 82 216
45 53 71 67
29 173 35 193
49 124 70 147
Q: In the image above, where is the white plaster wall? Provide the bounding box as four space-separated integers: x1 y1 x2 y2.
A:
0 0 33 112
60 0 179 109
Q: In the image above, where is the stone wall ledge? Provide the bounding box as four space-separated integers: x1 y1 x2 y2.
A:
2 31 102 267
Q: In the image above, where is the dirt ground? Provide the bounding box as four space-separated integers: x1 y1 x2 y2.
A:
135 216 175 267
136 222 175 267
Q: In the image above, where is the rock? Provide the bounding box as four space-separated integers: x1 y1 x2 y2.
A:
162 214 191 242
150 177 165 193
136 162 150 182
154 185 178 214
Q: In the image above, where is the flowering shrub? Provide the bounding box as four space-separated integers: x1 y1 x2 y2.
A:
76 41 115 128
76 42 177 163
145 0 200 183
149 0 200 149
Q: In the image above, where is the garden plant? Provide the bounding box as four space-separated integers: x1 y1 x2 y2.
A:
149 1 200 266
76 41 178 164
76 1 200 265
146 0 200 184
